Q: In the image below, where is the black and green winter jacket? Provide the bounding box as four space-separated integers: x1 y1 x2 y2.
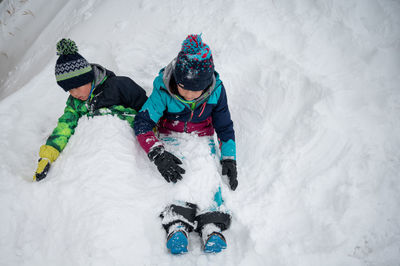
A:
46 64 147 152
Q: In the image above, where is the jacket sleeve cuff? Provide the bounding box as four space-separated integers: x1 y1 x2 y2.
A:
137 131 163 154
220 139 236 160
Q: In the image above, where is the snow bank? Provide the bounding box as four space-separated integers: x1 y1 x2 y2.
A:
0 0 399 265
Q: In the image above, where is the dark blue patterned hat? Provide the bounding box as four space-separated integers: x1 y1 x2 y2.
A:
55 38 94 91
173 34 214 91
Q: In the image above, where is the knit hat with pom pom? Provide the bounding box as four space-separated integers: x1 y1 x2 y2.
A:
55 38 94 91
173 34 214 91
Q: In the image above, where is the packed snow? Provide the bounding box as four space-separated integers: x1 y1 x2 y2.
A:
1 0 399 265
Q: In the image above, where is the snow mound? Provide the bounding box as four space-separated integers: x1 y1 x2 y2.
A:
1 0 400 265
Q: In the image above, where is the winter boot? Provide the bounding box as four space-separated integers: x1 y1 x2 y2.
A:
201 223 227 253
166 222 189 254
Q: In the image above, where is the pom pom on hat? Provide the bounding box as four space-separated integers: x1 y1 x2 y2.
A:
180 34 212 60
54 38 94 91
173 34 214 91
56 38 78 55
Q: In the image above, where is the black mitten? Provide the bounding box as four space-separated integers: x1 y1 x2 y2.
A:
221 159 238 191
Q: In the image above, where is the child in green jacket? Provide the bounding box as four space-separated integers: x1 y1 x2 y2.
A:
34 39 147 181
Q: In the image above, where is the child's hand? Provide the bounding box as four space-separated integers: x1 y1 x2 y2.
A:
33 145 60 182
34 158 51 181
148 146 185 183
221 159 238 191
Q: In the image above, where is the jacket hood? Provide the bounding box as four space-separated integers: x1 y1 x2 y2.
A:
91 64 115 88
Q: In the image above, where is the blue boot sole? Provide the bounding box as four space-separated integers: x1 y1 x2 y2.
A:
167 231 188 254
204 234 227 253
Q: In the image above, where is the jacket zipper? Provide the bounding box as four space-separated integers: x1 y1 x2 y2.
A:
86 77 108 116
185 102 196 132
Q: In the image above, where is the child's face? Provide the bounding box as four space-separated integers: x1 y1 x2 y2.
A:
177 84 203 101
69 82 92 101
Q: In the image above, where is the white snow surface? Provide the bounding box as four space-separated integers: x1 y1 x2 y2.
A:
1 0 400 265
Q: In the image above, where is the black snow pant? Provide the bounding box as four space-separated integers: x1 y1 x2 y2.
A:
160 202 231 235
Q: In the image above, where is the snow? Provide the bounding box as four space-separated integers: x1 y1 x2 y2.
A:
1 0 400 265
157 133 224 211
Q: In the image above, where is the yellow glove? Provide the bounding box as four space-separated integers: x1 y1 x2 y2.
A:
33 145 60 182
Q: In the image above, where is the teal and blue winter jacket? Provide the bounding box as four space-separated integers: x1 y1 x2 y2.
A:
134 60 236 159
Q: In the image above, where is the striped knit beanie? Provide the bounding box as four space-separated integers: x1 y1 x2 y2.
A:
173 34 214 91
55 39 94 91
